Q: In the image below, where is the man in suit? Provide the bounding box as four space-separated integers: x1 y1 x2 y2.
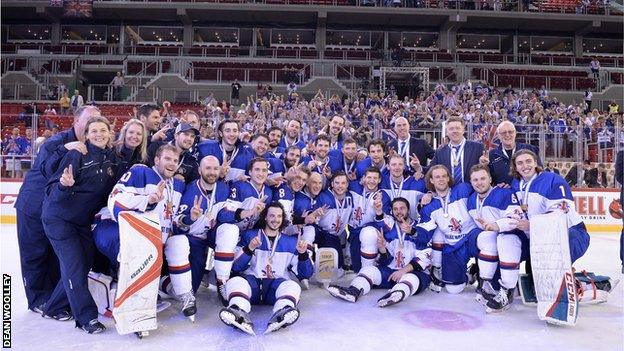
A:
430 117 485 184
565 163 581 187
486 121 540 186
388 116 435 172
615 150 623 273
581 160 597 187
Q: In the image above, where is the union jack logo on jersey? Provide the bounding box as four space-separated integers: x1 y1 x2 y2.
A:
448 218 462 232
558 201 570 213
353 207 364 222
262 264 276 279
395 250 405 269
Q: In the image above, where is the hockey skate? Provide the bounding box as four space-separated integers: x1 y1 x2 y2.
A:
180 291 197 322
466 263 479 286
75 319 106 334
216 280 228 307
475 279 496 306
264 306 300 334
219 305 255 335
326 285 362 303
300 279 310 290
429 267 445 293
486 285 515 313
377 290 405 308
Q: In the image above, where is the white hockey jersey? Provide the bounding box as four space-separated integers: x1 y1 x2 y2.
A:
466 186 522 233
226 180 275 231
313 189 353 236
380 175 428 221
416 183 477 246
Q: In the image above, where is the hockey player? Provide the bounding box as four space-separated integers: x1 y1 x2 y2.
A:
381 154 428 222
355 139 390 179
197 120 247 181
466 164 527 309
226 157 275 231
509 150 616 306
279 119 306 150
415 165 499 295
42 116 118 334
347 167 391 273
267 126 285 158
219 202 313 335
15 105 98 316
103 144 193 320
328 138 358 181
147 123 200 183
176 156 240 302
310 171 354 269
302 134 332 183
327 197 431 307
273 167 311 235
294 172 327 248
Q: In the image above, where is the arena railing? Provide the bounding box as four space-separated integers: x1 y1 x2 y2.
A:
91 0 619 15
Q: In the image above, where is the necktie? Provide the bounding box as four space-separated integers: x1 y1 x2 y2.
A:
452 145 462 184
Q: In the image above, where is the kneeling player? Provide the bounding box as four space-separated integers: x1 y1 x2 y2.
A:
327 198 431 307
220 202 313 335
510 150 618 310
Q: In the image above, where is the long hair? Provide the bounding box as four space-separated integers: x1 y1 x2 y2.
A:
255 202 288 232
115 119 148 163
509 149 543 180
424 164 454 192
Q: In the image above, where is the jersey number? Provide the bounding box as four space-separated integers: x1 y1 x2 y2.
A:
119 171 132 183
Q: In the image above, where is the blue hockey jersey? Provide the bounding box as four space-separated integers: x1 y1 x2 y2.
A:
178 180 234 239
466 186 522 233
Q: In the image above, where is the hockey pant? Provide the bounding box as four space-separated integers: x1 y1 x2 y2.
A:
16 208 60 310
437 228 501 293
224 275 301 314
187 223 240 292
42 218 98 326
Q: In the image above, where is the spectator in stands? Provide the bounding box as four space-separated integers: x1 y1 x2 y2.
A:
565 162 582 187
44 104 57 115
287 81 298 99
70 90 84 113
615 150 623 273
231 79 242 106
111 72 124 101
608 100 619 114
594 163 608 188
538 85 548 101
589 57 601 79
55 79 66 97
544 160 560 175
584 89 593 113
2 127 28 177
34 129 53 155
59 92 71 116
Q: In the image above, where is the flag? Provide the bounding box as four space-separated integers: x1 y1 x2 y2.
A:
64 0 93 17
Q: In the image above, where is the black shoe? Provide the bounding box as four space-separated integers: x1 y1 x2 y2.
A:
43 310 73 321
29 304 44 315
76 319 106 334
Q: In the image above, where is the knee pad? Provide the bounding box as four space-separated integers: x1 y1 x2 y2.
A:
445 283 466 294
275 280 301 301
358 266 382 286
477 230 498 255
359 226 378 252
165 235 191 266
398 273 421 295
215 223 240 250
225 276 251 298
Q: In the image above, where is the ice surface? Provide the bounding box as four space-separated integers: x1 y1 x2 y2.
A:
1 224 622 351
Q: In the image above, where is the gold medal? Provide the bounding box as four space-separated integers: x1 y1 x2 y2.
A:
521 204 528 212
443 213 449 218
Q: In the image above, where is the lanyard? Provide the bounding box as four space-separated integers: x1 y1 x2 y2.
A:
221 144 239 164
396 221 407 249
343 156 355 174
262 229 281 264
476 187 493 215
502 147 516 159
198 180 217 217
363 189 378 212
519 173 537 209
389 177 405 199
437 191 450 218
286 137 299 148
250 182 265 200
450 140 465 168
